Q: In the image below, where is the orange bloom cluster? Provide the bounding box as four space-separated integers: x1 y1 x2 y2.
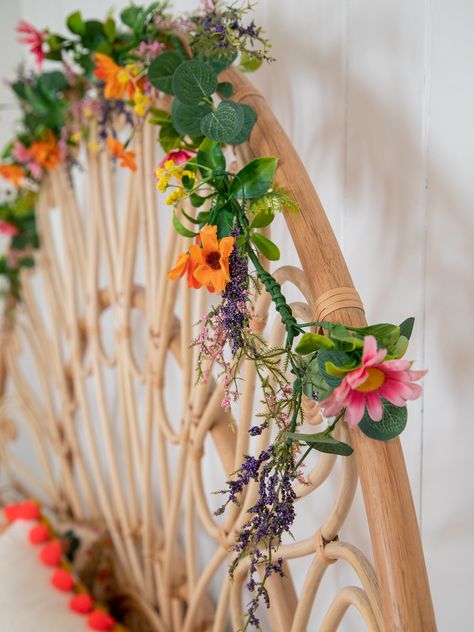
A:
0 163 25 188
29 131 61 170
93 53 134 100
106 137 137 171
168 225 234 293
93 53 148 115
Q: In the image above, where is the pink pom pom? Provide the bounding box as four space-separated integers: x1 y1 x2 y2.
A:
70 593 94 615
51 568 75 592
39 539 62 566
87 610 115 630
4 503 21 522
18 500 41 521
29 523 50 545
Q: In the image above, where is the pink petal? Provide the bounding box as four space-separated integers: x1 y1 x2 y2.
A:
344 391 365 427
345 367 367 389
378 382 406 406
382 358 411 371
365 392 383 421
361 335 378 363
407 369 427 381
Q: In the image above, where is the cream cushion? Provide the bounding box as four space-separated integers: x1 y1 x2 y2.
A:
0 521 86 631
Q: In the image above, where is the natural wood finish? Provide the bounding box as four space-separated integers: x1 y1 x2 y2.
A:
0 68 437 632
226 66 437 632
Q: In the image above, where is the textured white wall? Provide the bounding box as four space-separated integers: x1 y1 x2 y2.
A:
1 0 473 629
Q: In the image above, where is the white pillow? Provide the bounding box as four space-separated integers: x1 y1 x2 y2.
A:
0 521 86 631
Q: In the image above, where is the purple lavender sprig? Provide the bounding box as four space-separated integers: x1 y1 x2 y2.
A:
216 443 297 631
221 228 249 354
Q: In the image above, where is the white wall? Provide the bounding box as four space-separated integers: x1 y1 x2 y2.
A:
1 0 473 629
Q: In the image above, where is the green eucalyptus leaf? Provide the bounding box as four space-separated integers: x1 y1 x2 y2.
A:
317 349 353 387
284 431 353 456
295 333 335 355
203 53 237 74
159 123 181 152
66 11 86 36
200 101 244 143
172 60 217 105
217 81 234 98
359 401 407 441
251 233 280 261
230 157 278 199
196 210 211 223
171 100 212 138
148 52 183 94
172 214 198 238
197 138 226 174
250 211 274 229
399 317 415 341
227 103 256 145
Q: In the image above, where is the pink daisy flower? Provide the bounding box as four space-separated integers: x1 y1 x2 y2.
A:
159 149 196 168
319 335 426 427
0 220 19 237
17 20 45 69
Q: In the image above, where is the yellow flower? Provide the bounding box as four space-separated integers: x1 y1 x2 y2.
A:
165 188 185 205
88 141 101 153
71 131 82 143
155 167 170 193
133 87 149 117
181 169 197 181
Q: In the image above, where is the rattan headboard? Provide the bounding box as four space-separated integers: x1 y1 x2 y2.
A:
0 70 436 632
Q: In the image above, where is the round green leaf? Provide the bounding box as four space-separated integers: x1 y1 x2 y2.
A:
239 52 263 73
251 233 280 261
200 101 244 143
171 99 212 138
66 11 85 36
230 157 278 199
148 52 183 94
295 333 335 355
359 401 407 441
250 211 274 229
228 104 256 145
217 81 234 98
172 60 217 105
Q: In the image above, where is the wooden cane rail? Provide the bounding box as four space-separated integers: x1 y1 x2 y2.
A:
225 67 437 632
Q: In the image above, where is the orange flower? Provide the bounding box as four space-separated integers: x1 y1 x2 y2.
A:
168 252 203 289
93 53 132 100
106 136 137 171
0 164 25 187
189 226 234 293
29 131 61 170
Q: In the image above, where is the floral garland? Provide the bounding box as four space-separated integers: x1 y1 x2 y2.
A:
0 2 426 630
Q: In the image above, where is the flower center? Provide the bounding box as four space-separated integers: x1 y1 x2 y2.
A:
206 251 221 270
355 367 386 392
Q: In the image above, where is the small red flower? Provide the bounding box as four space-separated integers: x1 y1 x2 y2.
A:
51 568 75 592
39 539 62 566
29 523 50 544
18 500 41 521
70 593 94 615
158 149 196 168
88 610 115 630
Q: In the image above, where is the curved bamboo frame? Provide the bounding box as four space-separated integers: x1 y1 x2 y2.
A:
0 69 436 632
